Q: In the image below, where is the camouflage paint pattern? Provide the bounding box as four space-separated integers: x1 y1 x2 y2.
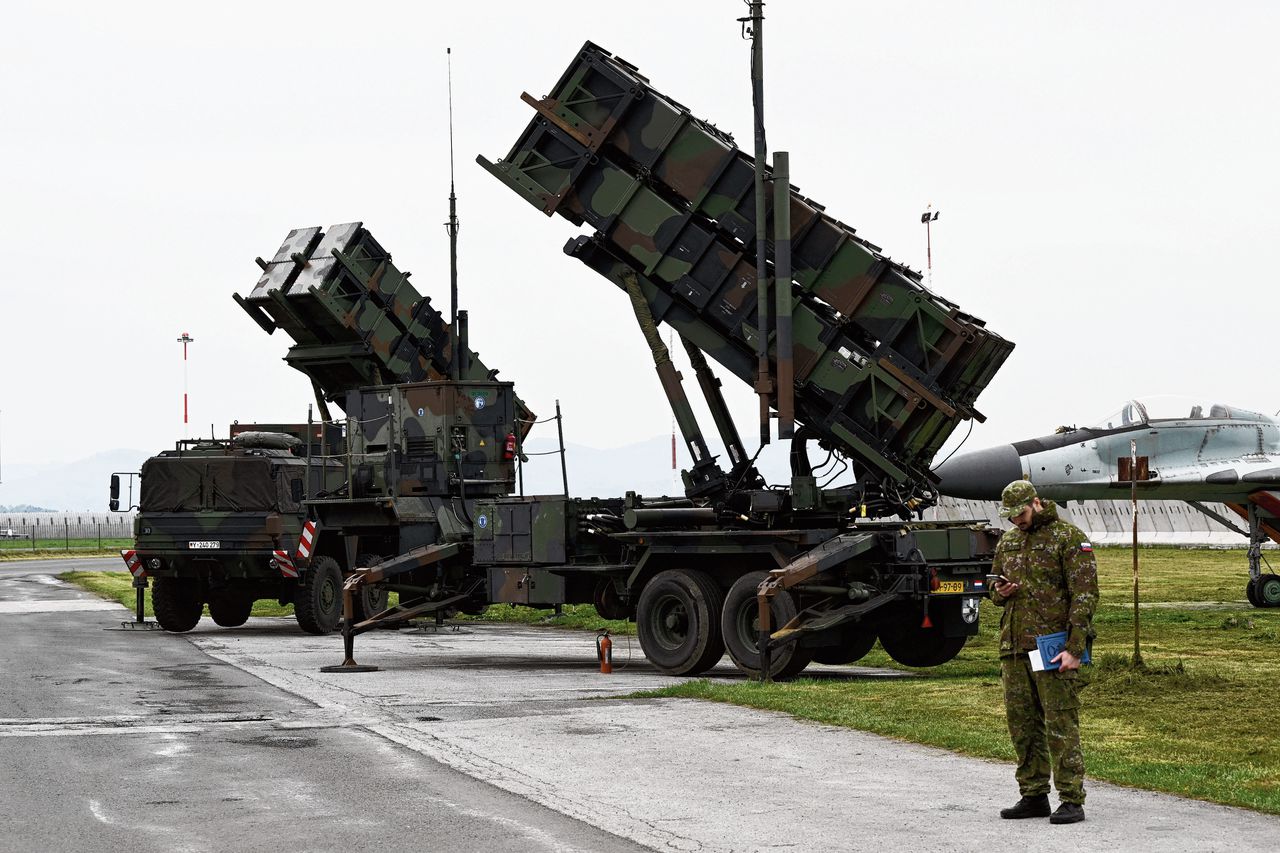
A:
1002 656 1086 803
236 222 533 432
133 432 344 582
479 42 1013 498
990 500 1099 658
342 380 519 502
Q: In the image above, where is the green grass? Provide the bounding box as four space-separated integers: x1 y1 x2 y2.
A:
456 602 635 635
60 571 633 631
0 539 133 560
641 547 1280 814
60 571 296 617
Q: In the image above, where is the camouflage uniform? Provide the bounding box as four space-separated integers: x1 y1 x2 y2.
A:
991 483 1098 805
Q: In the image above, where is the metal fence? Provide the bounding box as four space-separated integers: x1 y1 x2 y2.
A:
0 513 135 552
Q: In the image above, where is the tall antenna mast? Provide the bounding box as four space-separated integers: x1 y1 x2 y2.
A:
741 0 771 448
447 47 461 380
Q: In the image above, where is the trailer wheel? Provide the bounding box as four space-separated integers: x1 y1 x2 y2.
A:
636 569 725 676
878 605 967 667
207 590 253 627
811 624 878 666
152 578 203 633
351 556 390 623
721 571 812 680
294 556 343 635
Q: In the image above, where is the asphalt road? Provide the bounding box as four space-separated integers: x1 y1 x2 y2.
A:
5 556 1280 852
0 559 645 853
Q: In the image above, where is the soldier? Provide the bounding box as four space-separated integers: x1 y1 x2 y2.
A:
990 479 1098 825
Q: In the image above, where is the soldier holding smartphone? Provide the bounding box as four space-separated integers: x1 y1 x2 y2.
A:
990 480 1098 825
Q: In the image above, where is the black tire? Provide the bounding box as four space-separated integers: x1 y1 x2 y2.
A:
1259 574 1280 608
593 578 635 621
1247 576 1262 607
351 556 390 623
812 624 878 666
878 604 968 667
294 556 343 635
636 569 725 676
721 571 812 680
207 590 253 627
152 578 203 633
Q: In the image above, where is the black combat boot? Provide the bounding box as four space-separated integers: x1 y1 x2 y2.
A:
1000 794 1051 819
1050 802 1085 824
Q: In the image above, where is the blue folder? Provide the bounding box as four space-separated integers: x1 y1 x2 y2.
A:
1035 631 1092 670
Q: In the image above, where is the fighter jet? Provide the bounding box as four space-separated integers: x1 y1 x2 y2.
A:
933 396 1280 608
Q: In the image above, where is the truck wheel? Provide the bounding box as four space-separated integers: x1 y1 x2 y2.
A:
721 571 811 680
152 578 202 633
351 556 390 623
636 569 725 676
294 556 343 635
593 578 635 621
811 624 878 665
207 590 253 627
878 605 967 667
1246 577 1262 607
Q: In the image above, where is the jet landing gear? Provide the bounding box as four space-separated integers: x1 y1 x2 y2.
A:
1244 503 1280 608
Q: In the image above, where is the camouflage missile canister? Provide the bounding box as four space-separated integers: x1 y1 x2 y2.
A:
479 42 1013 490
234 222 532 430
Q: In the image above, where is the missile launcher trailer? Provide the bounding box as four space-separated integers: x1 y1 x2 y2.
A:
115 425 347 634
267 41 1015 679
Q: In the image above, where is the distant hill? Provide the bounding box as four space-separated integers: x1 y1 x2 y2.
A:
0 449 150 512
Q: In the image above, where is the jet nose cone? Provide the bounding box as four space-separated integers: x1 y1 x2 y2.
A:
934 445 1024 500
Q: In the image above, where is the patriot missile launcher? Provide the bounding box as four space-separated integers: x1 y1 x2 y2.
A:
297 38 1014 679
479 42 1011 513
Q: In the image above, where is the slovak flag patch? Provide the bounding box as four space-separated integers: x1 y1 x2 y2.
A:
1080 542 1094 553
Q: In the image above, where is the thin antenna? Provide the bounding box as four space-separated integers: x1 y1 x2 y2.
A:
447 47 461 380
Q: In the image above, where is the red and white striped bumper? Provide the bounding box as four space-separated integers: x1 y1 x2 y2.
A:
273 550 298 579
121 549 146 580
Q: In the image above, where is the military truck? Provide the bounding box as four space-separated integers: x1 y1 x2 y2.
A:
112 425 352 634
241 40 1014 679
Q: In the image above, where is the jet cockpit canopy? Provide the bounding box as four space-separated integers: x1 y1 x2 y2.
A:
1088 395 1275 430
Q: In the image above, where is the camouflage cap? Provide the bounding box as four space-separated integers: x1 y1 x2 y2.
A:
999 479 1037 518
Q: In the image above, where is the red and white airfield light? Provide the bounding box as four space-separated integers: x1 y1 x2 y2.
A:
177 332 194 426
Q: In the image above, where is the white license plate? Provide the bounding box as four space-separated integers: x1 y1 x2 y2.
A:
188 541 221 549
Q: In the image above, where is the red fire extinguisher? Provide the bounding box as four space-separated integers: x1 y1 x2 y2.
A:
503 432 516 462
596 630 613 674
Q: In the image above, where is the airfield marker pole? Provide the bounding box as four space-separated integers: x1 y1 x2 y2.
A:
1131 439 1144 668
177 332 194 429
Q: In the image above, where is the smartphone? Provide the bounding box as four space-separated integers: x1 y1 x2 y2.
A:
985 573 1009 587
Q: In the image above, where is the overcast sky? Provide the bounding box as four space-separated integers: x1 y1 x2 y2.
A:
2 1 1277 491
